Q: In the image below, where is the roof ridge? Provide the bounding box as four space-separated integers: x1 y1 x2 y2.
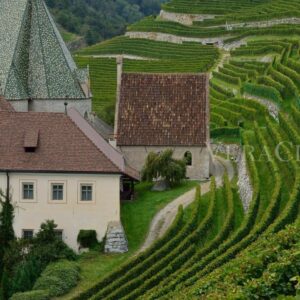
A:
67 108 139 179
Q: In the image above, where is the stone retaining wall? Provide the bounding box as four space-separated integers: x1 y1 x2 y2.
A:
159 10 215 26
237 151 253 212
125 31 228 46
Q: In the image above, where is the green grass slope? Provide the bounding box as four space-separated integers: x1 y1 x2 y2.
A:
69 0 300 298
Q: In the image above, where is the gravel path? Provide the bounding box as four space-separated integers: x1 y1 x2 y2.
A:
138 157 234 253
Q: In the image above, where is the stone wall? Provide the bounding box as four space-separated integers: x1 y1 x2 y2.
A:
212 143 253 211
105 221 128 253
237 151 253 211
119 146 211 180
222 17 300 30
159 10 215 26
125 31 227 46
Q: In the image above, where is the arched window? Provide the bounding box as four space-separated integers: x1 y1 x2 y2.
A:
184 151 192 166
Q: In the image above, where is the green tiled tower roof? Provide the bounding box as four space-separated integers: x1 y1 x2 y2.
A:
0 0 88 100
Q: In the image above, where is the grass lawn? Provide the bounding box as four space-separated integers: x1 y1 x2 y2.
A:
58 180 199 299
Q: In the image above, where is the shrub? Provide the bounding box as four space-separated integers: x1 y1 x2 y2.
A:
77 230 98 248
211 127 240 139
10 290 50 300
33 260 80 297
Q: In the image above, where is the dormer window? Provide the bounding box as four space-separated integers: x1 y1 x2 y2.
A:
24 129 39 153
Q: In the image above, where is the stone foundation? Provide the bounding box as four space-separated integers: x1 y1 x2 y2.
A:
105 221 128 254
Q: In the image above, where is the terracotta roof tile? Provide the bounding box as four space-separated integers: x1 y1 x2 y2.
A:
0 109 139 179
0 97 15 112
116 73 209 147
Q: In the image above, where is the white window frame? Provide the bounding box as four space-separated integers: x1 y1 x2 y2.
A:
78 182 96 204
20 180 37 203
48 181 67 204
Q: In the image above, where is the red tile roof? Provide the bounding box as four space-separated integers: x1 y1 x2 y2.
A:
0 97 15 112
0 108 139 179
116 73 209 147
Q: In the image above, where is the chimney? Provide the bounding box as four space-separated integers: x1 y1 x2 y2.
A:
114 55 123 138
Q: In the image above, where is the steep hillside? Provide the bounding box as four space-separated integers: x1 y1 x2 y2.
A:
46 0 167 45
71 0 300 299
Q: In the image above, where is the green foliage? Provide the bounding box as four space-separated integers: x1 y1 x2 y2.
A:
242 82 283 104
211 127 240 139
77 230 98 249
46 0 166 45
142 150 187 187
33 260 80 297
10 290 50 300
5 221 76 298
194 224 300 299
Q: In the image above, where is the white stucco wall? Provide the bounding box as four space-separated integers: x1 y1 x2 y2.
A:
31 99 92 116
9 100 29 112
0 172 121 252
119 146 211 180
8 99 92 116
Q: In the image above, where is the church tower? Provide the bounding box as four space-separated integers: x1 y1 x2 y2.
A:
0 0 91 115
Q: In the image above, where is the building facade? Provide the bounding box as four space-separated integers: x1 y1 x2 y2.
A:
114 65 212 180
0 98 139 251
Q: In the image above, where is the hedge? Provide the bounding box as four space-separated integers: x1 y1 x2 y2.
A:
257 76 285 93
268 67 298 98
89 185 218 299
148 133 262 298
211 127 241 139
210 81 235 98
212 71 241 86
33 260 80 298
80 188 201 300
219 66 248 81
145 174 235 300
242 82 283 104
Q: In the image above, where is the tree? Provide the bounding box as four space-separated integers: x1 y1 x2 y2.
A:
142 149 187 187
0 190 15 278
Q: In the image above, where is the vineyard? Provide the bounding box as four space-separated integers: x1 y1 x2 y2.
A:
71 0 300 299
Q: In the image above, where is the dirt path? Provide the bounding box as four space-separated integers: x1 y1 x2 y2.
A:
138 157 234 253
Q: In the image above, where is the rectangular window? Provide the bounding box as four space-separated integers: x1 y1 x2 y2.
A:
81 185 93 201
23 183 34 200
52 184 64 201
54 230 63 241
22 230 34 240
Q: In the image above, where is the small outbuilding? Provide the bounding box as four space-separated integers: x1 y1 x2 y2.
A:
113 60 212 180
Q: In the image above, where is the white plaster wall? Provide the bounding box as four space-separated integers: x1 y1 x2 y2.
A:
9 100 28 112
31 99 92 116
119 146 210 180
0 172 121 252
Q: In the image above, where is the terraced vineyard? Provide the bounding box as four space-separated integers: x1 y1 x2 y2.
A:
71 0 300 298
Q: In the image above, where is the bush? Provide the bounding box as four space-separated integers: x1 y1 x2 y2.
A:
33 260 80 297
77 230 98 248
10 290 50 300
211 127 240 139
